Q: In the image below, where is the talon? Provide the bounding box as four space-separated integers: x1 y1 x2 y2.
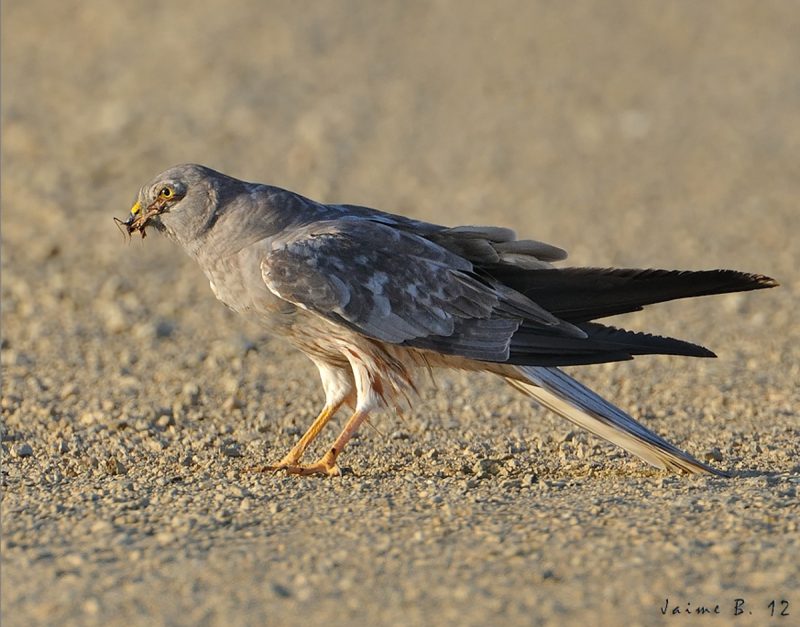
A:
245 454 301 474
270 450 342 477
284 461 341 477
263 455 301 472
244 463 284 473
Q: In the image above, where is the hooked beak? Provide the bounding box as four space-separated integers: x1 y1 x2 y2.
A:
114 200 158 239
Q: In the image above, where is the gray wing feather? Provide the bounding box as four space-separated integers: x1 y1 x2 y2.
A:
261 218 581 360
428 226 568 268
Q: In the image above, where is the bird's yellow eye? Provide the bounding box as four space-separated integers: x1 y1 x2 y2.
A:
159 186 174 199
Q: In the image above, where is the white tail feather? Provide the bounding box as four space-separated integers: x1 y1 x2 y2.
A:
508 366 724 475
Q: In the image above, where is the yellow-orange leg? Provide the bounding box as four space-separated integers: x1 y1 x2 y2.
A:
278 408 371 477
264 402 342 471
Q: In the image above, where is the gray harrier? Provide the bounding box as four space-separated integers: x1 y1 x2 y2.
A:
119 164 777 476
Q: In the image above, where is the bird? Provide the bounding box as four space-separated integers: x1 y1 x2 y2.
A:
117 164 778 477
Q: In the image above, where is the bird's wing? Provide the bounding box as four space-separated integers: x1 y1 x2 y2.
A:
483 266 778 322
332 204 567 269
427 225 567 269
260 218 582 362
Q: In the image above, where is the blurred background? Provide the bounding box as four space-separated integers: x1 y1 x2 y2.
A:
5 1 798 262
2 1 798 625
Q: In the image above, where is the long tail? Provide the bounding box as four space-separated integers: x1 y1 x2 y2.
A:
491 268 778 322
507 365 724 475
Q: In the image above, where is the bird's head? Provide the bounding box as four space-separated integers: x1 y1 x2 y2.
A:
116 164 221 243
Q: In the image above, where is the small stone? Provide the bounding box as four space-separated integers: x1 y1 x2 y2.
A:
171 402 186 419
703 447 724 462
155 413 175 429
229 485 247 498
146 440 165 453
182 382 200 405
15 443 33 458
60 383 80 399
272 583 292 598
79 411 98 426
91 520 113 534
223 396 242 412
155 531 176 545
107 458 127 475
82 598 100 615
472 458 500 478
221 444 243 458
154 319 175 338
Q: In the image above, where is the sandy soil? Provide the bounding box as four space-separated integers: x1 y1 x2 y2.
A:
2 1 798 625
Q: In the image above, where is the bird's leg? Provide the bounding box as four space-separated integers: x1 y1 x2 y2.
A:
265 401 343 470
261 359 354 473
280 407 371 477
277 357 381 477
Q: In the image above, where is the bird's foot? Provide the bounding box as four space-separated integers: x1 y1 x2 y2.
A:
262 452 302 472
264 450 341 477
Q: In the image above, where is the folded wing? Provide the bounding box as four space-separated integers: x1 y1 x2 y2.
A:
260 218 582 363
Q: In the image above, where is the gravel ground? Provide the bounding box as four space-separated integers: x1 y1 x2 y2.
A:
2 2 798 625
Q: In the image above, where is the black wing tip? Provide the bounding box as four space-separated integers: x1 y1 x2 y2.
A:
590 267 780 291
695 346 717 359
586 324 719 359
749 273 779 289
709 269 779 290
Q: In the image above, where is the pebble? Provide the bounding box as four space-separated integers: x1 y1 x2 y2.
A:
107 458 127 475
155 531 176 546
271 583 292 598
472 458 501 478
703 447 724 462
182 383 201 406
90 520 112 535
155 413 175 429
15 443 33 457
82 598 100 615
222 395 243 412
221 445 243 458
